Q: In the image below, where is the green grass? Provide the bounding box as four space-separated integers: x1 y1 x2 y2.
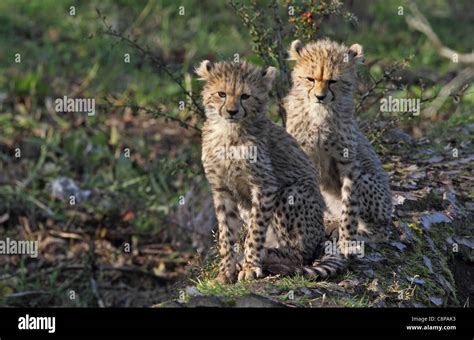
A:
193 278 251 301
0 0 472 307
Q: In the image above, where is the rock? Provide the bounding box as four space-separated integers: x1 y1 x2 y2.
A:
390 241 407 252
398 222 417 244
435 274 456 297
372 295 387 307
425 155 443 164
338 278 360 293
424 235 436 252
186 296 223 307
383 127 413 145
158 300 183 308
392 194 406 206
185 286 203 297
50 176 91 202
299 287 313 296
412 302 426 308
234 293 286 307
265 287 285 295
420 212 451 230
429 296 443 306
422 256 433 273
442 192 465 218
444 155 474 166
406 276 425 286
365 252 385 263
363 269 375 278
446 236 474 250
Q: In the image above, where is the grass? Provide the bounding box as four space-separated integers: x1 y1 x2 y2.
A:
0 0 472 307
194 279 251 301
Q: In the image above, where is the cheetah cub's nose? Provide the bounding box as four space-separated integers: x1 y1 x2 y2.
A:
226 109 239 116
315 94 327 101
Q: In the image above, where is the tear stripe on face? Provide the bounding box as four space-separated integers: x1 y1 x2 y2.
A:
329 87 335 102
218 94 226 116
328 83 336 102
240 97 248 118
306 80 315 100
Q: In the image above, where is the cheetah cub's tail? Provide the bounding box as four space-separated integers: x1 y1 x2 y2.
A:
301 254 347 279
263 249 347 279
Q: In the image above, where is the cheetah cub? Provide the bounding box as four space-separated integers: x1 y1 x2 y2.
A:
284 39 392 256
196 60 345 283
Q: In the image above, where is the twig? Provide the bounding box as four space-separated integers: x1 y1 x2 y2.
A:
272 0 290 124
356 65 400 113
405 1 474 118
25 195 54 217
48 230 83 240
88 236 106 307
96 102 201 134
5 290 50 299
90 277 105 308
406 2 474 64
422 67 474 119
96 9 205 118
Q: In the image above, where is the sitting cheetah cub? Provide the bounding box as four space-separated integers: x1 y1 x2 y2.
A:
284 39 392 256
196 60 345 283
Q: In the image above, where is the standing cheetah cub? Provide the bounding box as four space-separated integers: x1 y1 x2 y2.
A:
196 60 345 283
284 39 392 256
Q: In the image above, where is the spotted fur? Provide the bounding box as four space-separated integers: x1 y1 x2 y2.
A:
284 39 393 256
197 60 345 283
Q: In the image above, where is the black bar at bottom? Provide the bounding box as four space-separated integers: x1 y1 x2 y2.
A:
0 307 471 339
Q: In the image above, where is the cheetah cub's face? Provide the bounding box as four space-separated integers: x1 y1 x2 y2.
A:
288 39 363 107
195 60 277 123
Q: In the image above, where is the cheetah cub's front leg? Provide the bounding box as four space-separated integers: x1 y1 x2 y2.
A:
211 187 243 283
337 163 363 257
238 180 276 281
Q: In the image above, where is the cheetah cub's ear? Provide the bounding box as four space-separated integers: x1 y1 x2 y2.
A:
262 66 278 91
288 40 305 61
348 44 364 63
195 60 214 80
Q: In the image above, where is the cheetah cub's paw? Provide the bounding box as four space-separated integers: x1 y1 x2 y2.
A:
216 268 237 284
237 264 263 281
216 271 235 284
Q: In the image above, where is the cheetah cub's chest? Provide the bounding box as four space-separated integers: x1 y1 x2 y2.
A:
300 112 342 219
204 123 256 203
222 158 252 204
307 110 342 197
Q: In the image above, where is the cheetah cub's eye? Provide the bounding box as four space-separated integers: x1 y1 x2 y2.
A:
306 77 315 82
217 92 226 98
241 94 250 100
329 80 337 84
